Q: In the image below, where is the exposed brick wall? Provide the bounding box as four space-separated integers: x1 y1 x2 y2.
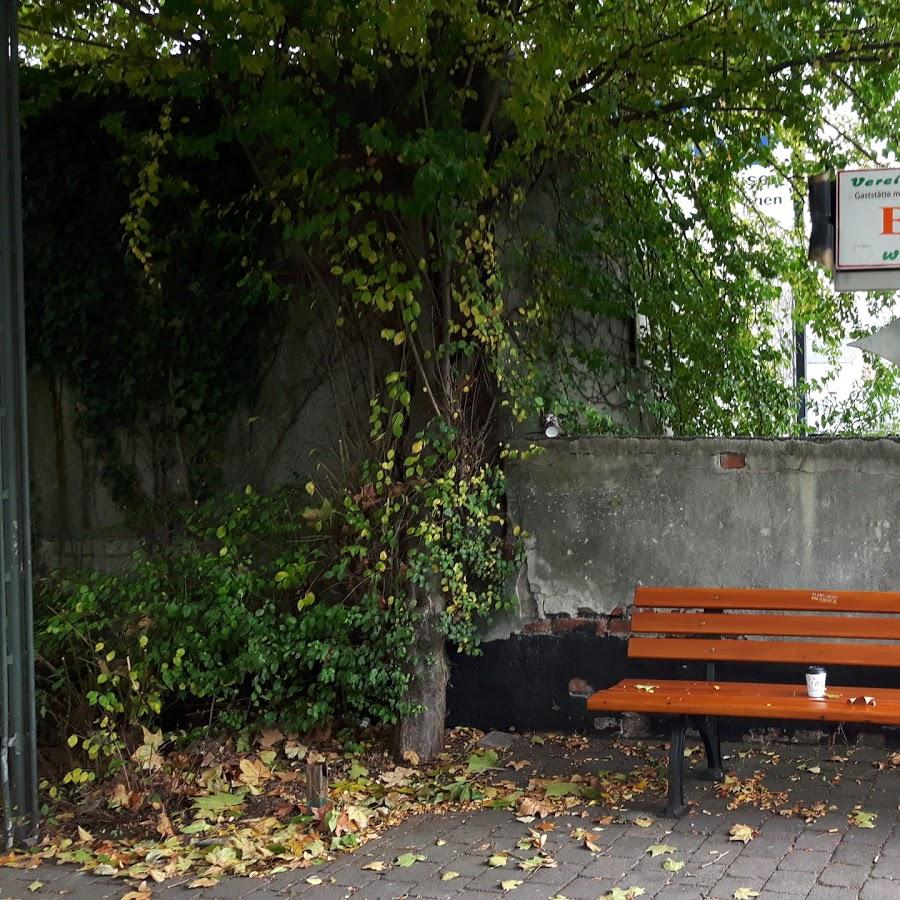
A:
522 608 631 639
716 451 747 470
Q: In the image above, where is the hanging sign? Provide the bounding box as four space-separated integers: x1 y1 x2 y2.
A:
836 167 900 269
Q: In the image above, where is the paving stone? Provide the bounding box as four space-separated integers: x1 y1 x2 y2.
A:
860 879 900 900
776 849 832 873
764 866 819 894
523 864 577 886
817 861 870 890
871 856 900 879
648 889 704 900
280 885 352 900
831 842 879 866
792 829 842 852
679 863 728 888
808 887 865 900
463 868 513 892
841 826 889 847
726 855 780 878
404 873 473 899
353 881 414 899
550 875 608 899
705 874 766 899
578 855 633 879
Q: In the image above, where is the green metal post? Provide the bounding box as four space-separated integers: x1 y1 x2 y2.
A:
0 0 38 847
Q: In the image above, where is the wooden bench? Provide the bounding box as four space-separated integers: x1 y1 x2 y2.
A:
586 586 900 816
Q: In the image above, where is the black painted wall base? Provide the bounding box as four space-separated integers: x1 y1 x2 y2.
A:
446 631 630 733
446 630 900 744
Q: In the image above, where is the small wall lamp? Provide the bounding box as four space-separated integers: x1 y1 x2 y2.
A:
540 413 561 438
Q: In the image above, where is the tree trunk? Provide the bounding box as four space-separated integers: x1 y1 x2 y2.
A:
393 585 449 762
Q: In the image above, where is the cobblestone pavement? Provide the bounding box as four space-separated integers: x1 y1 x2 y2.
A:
2 735 899 900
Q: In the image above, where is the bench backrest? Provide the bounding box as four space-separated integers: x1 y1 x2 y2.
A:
629 586 900 668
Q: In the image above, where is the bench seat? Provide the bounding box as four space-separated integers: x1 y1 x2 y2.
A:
588 678 900 725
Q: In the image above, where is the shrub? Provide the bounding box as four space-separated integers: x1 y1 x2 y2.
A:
35 454 521 772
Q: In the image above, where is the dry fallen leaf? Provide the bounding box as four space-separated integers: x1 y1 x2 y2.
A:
156 811 175 839
402 750 420 767
634 684 658 693
362 860 389 871
121 885 152 900
728 824 757 844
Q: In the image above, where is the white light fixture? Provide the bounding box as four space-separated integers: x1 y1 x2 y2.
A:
541 413 561 438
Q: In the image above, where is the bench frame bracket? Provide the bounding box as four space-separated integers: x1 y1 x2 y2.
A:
665 714 724 817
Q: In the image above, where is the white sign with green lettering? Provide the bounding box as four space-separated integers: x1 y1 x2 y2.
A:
837 167 900 269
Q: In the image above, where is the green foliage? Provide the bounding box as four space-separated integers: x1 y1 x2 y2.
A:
37 452 519 766
36 486 416 762
22 72 285 507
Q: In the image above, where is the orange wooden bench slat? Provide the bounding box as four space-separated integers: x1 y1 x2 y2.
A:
586 679 900 725
627 636 900 667
634 586 900 614
631 610 900 641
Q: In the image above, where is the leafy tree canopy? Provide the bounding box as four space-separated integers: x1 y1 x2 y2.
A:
20 0 900 438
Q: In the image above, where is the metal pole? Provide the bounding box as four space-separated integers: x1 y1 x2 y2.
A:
0 0 38 847
795 325 807 425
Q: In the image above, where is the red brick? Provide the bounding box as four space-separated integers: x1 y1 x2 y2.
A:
550 616 595 634
717 451 747 470
568 678 595 697
607 616 630 636
523 620 550 635
609 605 625 618
595 618 608 636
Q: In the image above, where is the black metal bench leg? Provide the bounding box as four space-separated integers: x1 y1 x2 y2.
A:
691 715 724 782
665 715 689 818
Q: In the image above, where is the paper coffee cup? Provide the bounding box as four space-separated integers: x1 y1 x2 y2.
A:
806 666 826 699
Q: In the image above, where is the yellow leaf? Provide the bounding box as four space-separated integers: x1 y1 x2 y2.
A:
728 824 757 844
305 481 315 495
77 825 93 843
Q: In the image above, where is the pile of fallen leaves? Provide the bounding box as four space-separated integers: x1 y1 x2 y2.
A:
0 729 667 890
714 771 789 811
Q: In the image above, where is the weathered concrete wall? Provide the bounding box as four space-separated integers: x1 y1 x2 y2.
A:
508 436 900 621
448 435 900 733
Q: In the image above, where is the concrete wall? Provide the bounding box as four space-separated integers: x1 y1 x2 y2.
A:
448 436 900 733
507 435 900 622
